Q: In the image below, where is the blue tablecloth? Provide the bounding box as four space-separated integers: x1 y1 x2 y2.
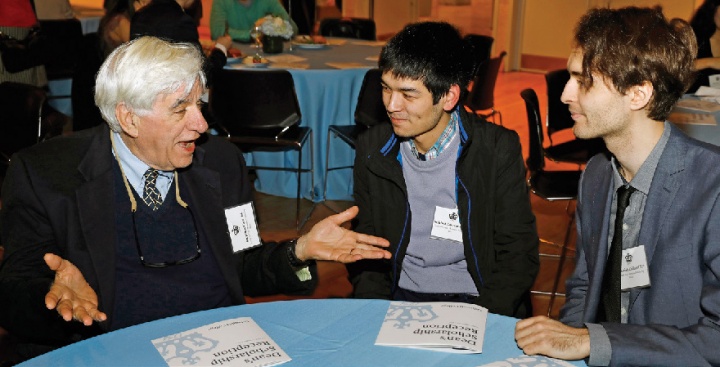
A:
18 299 587 367
669 96 720 146
230 40 383 201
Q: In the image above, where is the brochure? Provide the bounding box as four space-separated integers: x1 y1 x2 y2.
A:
375 301 487 354
151 317 290 367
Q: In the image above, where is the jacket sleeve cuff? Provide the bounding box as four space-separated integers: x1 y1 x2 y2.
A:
585 322 611 366
214 43 227 56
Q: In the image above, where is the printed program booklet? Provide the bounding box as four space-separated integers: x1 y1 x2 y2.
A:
374 301 488 354
151 317 290 367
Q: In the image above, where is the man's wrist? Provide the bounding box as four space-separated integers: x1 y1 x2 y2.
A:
286 239 312 268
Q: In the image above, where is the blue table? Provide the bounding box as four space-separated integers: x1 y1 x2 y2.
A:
669 98 720 146
18 299 587 367
230 39 383 201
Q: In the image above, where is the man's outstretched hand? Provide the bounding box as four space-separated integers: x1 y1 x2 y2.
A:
295 206 391 263
44 253 107 326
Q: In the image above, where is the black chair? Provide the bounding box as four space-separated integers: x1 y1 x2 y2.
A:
210 69 313 230
465 51 506 125
0 82 46 179
319 18 376 40
544 69 605 164
463 34 494 77
71 32 105 132
323 68 388 202
39 19 84 103
521 88 582 318
39 18 83 80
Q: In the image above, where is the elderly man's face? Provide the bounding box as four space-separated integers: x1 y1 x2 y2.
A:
132 81 208 171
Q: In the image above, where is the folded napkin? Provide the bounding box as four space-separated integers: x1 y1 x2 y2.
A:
326 38 348 46
350 40 387 47
668 111 717 126
325 62 369 69
270 62 310 70
265 54 308 63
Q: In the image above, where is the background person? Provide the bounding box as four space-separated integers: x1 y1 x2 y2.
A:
130 0 232 87
690 0 720 92
210 0 296 42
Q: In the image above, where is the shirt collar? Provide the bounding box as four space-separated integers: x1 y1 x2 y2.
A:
112 131 174 197
611 121 671 194
407 108 459 161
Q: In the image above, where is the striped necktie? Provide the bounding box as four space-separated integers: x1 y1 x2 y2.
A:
142 168 163 211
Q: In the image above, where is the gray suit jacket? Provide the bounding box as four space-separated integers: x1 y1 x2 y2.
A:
560 124 720 366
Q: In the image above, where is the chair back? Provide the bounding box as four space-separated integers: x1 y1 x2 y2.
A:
354 69 388 128
0 82 46 160
319 18 376 41
544 69 574 136
464 34 494 77
210 69 301 136
465 51 506 111
39 18 83 80
71 32 105 131
520 88 546 173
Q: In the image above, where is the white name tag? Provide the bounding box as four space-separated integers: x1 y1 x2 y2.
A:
709 74 720 89
430 206 463 243
621 245 651 290
224 202 262 252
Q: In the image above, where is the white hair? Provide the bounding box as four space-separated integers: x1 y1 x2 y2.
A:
94 36 207 132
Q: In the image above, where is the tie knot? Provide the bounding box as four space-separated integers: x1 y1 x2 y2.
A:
617 185 636 208
144 168 159 181
142 168 162 211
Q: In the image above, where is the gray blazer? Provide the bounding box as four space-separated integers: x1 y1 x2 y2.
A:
560 124 720 366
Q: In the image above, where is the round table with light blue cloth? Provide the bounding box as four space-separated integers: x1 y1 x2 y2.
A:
18 299 587 367
228 39 384 202
669 95 720 146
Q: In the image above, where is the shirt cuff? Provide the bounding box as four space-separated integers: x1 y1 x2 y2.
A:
214 43 228 56
585 322 611 366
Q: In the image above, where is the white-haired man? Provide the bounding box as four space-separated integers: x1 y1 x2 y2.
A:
0 36 390 362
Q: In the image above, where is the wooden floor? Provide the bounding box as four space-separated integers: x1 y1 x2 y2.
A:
251 70 581 319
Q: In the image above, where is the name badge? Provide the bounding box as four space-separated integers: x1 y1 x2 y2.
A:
430 206 463 243
224 202 262 252
621 245 651 290
710 74 720 89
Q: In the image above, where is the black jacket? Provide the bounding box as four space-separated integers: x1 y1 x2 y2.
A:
0 125 316 357
350 109 539 318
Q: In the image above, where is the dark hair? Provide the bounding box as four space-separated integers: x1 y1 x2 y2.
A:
690 0 720 45
574 6 697 121
379 21 472 104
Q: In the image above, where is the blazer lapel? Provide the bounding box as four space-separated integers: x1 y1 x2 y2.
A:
181 147 245 302
629 127 686 307
585 160 615 313
75 126 118 318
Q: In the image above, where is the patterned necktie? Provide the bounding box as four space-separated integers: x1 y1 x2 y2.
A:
598 185 636 323
142 168 163 211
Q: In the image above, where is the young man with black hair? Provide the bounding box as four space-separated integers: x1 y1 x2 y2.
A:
349 21 539 318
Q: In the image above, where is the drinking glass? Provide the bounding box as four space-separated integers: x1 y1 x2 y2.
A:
250 26 262 50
